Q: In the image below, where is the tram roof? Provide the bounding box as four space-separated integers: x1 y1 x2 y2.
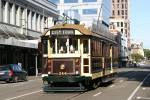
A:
42 24 117 44
43 24 92 36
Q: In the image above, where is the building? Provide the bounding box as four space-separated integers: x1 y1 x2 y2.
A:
111 0 130 47
130 40 144 57
109 24 128 67
0 0 58 75
110 18 128 37
50 0 111 29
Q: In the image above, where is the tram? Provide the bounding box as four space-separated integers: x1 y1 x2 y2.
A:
41 23 119 92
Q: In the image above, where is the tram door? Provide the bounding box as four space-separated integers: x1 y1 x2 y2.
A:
81 39 91 76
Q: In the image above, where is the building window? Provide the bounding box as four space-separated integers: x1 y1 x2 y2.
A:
125 10 128 15
112 10 115 15
112 0 115 3
57 10 60 14
125 23 127 28
83 9 97 15
118 0 120 3
125 4 127 9
121 22 123 27
64 9 78 16
83 0 97 2
117 4 119 8
122 10 124 15
122 4 124 9
117 22 120 27
64 0 78 3
49 0 60 4
121 28 123 33
2 1 6 23
113 4 115 9
118 10 120 15
125 29 127 34
122 0 124 2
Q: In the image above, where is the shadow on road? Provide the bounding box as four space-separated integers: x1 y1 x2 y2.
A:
118 66 150 87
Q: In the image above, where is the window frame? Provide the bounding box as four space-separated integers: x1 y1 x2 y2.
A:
82 8 97 15
82 0 97 3
64 0 78 3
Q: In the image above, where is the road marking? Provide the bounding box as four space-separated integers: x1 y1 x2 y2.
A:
119 80 124 83
5 90 42 100
142 88 146 90
137 96 150 100
0 79 41 89
93 92 102 97
127 73 150 100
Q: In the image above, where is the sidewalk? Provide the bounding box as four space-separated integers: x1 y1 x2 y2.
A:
28 75 42 80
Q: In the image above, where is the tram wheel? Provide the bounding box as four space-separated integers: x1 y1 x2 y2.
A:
92 82 98 89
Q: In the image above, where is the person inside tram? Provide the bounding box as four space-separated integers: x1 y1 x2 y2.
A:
70 45 75 53
59 46 65 53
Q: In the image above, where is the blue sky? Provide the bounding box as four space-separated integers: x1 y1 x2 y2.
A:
131 0 150 49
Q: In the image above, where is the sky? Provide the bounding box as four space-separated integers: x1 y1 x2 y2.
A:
131 0 150 49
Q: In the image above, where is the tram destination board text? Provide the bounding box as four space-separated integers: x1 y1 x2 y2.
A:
50 29 75 35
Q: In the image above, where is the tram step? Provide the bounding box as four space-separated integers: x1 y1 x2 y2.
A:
43 85 85 92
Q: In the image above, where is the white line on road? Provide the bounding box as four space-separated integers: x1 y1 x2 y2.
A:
137 96 150 100
142 88 146 90
119 80 124 83
127 73 150 100
5 90 42 100
93 92 102 97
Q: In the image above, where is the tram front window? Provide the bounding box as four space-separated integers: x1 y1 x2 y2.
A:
51 37 79 54
57 38 67 53
69 38 78 53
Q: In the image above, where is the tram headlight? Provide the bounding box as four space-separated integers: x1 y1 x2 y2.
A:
75 58 80 75
47 59 52 74
75 71 79 75
48 71 51 75
43 80 48 85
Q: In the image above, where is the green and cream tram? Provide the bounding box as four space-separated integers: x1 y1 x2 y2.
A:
41 24 119 92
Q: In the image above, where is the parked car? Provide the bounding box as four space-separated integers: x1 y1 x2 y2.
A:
0 64 28 83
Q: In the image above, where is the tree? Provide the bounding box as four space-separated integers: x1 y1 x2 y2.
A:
131 53 144 62
144 49 150 60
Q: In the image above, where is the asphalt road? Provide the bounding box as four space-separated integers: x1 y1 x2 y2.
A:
0 62 150 100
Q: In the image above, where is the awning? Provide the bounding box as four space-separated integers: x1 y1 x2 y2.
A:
0 23 42 48
0 37 38 49
0 23 27 39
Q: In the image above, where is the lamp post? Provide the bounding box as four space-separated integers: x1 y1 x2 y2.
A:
35 53 38 77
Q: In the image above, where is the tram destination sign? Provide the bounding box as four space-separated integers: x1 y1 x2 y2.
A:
50 29 75 35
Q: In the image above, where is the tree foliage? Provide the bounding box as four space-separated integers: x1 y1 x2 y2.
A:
144 49 150 60
131 53 144 62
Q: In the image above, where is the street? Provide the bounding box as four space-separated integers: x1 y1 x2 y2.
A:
0 62 150 100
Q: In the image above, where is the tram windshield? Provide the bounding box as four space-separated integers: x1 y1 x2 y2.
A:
50 37 79 54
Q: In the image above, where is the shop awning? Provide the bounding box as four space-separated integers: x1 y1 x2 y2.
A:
0 24 27 39
0 37 38 49
0 23 42 48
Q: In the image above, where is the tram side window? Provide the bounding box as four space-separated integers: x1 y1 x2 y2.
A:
69 38 78 53
57 38 67 53
43 40 48 54
51 38 55 53
83 40 89 53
